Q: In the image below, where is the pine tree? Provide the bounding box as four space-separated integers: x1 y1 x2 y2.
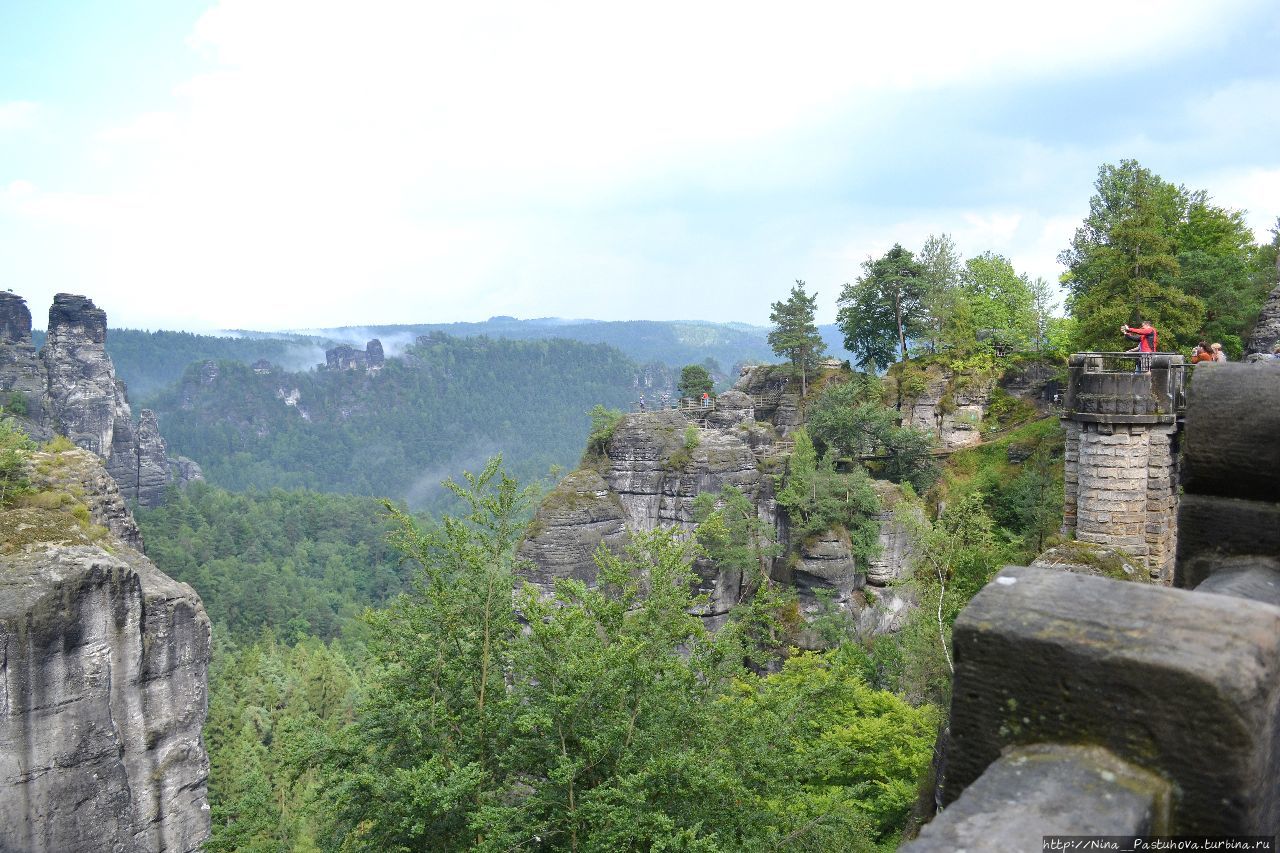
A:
768 280 826 397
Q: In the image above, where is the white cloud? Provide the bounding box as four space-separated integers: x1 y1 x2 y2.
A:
1 0 1275 329
1185 166 1280 241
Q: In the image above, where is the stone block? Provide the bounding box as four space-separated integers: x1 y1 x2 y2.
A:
904 745 1169 851
1194 560 1280 607
1183 363 1280 502
945 566 1280 834
1176 493 1280 589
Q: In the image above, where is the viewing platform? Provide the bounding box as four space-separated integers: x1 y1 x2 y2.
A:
1063 352 1186 424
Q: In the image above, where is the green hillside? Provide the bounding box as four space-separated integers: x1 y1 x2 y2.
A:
149 333 637 507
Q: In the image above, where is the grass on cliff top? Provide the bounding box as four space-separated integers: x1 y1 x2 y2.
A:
6 439 115 551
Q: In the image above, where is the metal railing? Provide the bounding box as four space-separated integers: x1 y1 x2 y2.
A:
1065 352 1188 417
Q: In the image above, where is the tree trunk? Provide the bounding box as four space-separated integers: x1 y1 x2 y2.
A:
895 292 907 360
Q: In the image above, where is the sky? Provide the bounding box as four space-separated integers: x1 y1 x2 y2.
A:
1 0 1278 333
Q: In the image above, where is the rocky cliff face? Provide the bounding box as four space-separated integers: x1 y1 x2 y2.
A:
519 394 918 640
0 447 211 853
893 364 996 450
0 292 52 432
732 364 806 434
0 292 201 507
1246 280 1280 356
325 339 384 371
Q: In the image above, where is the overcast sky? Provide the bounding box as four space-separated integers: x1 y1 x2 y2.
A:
2 1 1277 332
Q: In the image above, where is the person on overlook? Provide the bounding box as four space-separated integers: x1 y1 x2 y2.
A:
1190 341 1214 364
1211 342 1227 362
701 391 710 408
1121 318 1157 371
639 394 646 412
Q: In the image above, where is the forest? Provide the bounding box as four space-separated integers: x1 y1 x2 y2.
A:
21 158 1273 851
147 335 641 509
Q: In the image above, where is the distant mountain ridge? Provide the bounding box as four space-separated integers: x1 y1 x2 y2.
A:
32 317 855 403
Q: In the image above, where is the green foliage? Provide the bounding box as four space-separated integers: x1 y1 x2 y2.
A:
584 404 625 460
837 245 928 370
693 485 790 657
1059 160 1271 355
768 280 826 396
4 392 28 416
136 483 408 641
150 335 637 510
683 423 700 450
954 252 1038 353
204 631 364 852
917 233 965 353
990 443 1063 554
807 378 941 494
97 328 318 399
291 463 935 850
775 429 882 557
0 415 34 506
677 364 714 399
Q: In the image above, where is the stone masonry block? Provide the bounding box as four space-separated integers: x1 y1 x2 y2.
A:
1176 494 1280 589
1194 560 1280 607
1183 363 1280 503
945 566 1280 834
904 745 1169 852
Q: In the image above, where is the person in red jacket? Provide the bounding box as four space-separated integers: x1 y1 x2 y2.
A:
1121 319 1158 352
1121 319 1157 371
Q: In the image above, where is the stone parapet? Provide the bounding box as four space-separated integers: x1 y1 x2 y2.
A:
910 360 1280 846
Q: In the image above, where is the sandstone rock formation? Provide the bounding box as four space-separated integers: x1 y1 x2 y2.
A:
0 292 199 507
520 409 769 625
0 292 48 431
866 479 922 587
325 339 384 371
518 468 628 593
0 447 211 853
519 395 919 640
894 364 996 450
1246 280 1280 356
732 364 804 434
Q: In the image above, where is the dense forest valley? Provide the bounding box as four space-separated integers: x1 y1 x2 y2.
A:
2 160 1278 851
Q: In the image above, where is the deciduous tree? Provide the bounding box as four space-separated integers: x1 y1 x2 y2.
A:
837 245 928 370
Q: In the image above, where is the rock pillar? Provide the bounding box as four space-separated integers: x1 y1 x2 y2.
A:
1061 354 1183 582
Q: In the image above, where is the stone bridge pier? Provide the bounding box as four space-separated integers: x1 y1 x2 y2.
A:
1061 353 1185 582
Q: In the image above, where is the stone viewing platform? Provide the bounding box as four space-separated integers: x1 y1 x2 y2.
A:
1061 353 1185 581
904 361 1280 850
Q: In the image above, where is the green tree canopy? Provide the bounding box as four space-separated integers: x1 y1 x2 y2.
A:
768 280 826 396
677 363 714 399
295 460 935 850
1057 159 1254 353
837 245 928 370
956 252 1038 353
918 233 965 352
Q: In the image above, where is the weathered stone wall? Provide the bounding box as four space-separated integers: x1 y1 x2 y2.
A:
1060 355 1183 582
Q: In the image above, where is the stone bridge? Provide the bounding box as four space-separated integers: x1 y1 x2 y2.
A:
904 362 1280 849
